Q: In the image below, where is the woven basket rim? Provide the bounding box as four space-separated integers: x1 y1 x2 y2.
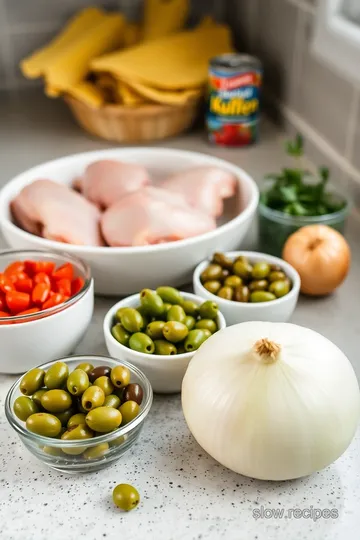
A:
65 95 201 117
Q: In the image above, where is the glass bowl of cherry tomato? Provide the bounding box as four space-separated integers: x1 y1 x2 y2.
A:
0 249 93 374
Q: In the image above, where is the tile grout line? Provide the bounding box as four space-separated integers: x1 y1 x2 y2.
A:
344 87 360 164
279 100 360 184
286 0 316 15
0 0 17 90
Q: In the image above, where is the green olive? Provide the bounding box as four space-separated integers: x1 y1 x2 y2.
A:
269 271 286 282
233 260 253 280
200 264 223 283
177 343 186 354
234 255 249 265
113 484 140 511
111 323 131 346
83 442 109 460
166 305 186 324
42 446 63 457
269 280 290 298
184 329 211 352
44 362 69 390
184 315 196 330
203 280 222 294
75 362 94 375
156 286 182 305
195 319 218 334
250 291 277 302
139 289 164 317
249 279 269 292
154 339 177 355
119 400 140 425
181 300 199 317
41 390 72 413
56 408 75 426
221 269 230 280
86 406 122 433
93 376 114 396
67 369 89 396
61 424 94 455
31 389 47 407
199 300 219 320
109 434 128 448
115 307 128 323
129 332 155 354
81 385 105 411
252 262 271 279
104 394 121 408
20 368 45 396
217 286 233 300
13 396 39 421
120 308 144 333
110 365 131 389
270 264 282 272
162 321 189 343
224 275 242 288
26 413 62 437
212 252 234 270
146 321 165 340
163 303 172 313
67 413 87 428
234 284 250 302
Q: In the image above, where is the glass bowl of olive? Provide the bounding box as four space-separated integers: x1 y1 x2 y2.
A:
103 289 226 394
5 355 153 474
193 252 300 326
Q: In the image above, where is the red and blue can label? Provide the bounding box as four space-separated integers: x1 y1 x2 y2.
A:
207 54 262 147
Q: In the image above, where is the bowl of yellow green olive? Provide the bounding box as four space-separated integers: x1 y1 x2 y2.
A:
103 288 226 393
193 251 300 326
5 355 153 474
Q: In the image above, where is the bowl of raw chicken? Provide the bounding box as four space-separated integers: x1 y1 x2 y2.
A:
0 148 259 295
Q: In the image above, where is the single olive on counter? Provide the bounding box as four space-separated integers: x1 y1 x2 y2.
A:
201 253 292 304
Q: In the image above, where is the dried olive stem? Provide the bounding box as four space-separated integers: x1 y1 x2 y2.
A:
253 338 281 364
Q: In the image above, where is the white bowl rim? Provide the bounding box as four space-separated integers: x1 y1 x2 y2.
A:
103 290 227 361
0 147 259 255
193 251 301 308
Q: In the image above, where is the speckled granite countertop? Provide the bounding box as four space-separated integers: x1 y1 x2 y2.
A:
0 92 359 540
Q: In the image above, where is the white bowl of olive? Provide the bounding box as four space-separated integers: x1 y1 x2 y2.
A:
193 252 300 326
103 288 226 394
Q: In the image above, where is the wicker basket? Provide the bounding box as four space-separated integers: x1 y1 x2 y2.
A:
65 96 200 143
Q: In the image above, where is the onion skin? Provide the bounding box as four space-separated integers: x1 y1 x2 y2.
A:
282 224 350 296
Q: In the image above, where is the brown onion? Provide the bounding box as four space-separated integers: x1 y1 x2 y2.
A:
282 224 350 296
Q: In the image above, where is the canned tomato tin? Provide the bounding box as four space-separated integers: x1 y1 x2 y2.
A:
207 53 262 147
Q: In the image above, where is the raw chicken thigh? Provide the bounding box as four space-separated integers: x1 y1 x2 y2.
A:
11 179 104 246
76 160 150 209
101 186 216 247
162 166 237 217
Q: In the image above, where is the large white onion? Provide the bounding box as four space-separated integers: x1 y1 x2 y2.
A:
182 321 360 481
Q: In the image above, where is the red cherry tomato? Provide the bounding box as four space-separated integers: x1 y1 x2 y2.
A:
71 277 85 296
0 273 15 294
33 272 51 287
0 293 6 311
56 278 71 297
42 293 64 310
32 282 51 306
14 276 33 294
24 260 38 277
4 261 25 277
5 291 30 314
35 261 56 275
17 307 40 316
52 263 74 281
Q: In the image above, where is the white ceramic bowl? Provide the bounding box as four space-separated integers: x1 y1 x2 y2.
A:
0 250 94 374
0 148 259 295
103 291 226 393
193 251 300 326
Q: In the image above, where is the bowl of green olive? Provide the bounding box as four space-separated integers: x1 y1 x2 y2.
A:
103 288 226 394
193 252 300 326
5 355 153 474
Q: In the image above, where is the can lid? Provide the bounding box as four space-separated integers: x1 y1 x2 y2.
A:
210 53 262 70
